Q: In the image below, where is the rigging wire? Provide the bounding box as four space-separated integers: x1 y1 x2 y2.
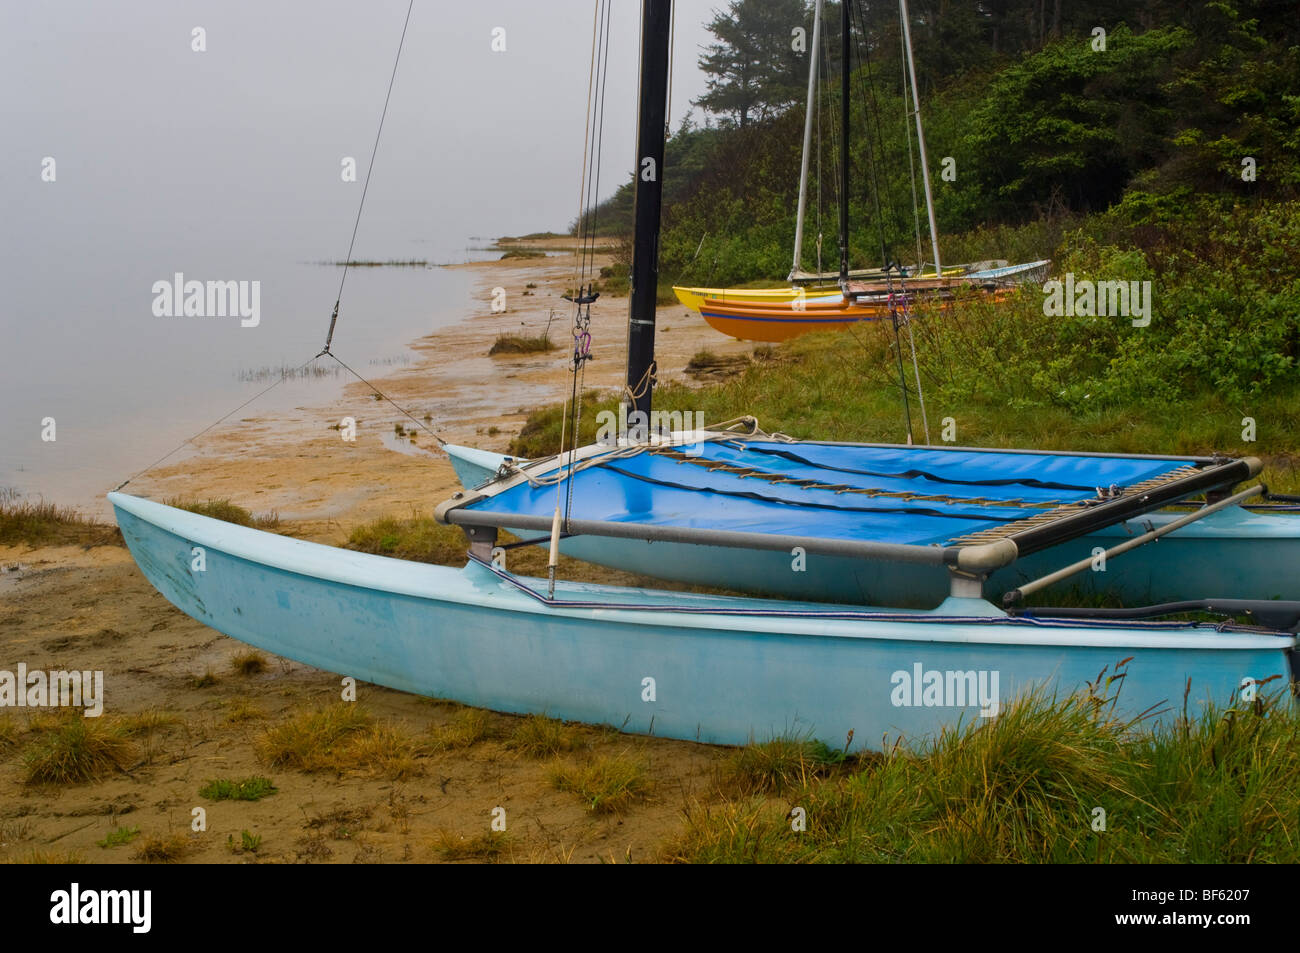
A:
323 0 417 354
111 1 451 493
551 0 613 592
112 354 324 492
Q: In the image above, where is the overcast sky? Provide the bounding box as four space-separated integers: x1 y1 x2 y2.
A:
1 0 726 256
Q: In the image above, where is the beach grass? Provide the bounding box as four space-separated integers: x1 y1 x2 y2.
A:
488 333 557 355
257 703 423 780
230 650 268 676
133 833 192 863
429 708 498 751
22 714 137 785
549 753 653 814
723 733 853 796
189 667 219 689
344 514 467 565
166 497 281 530
223 698 267 723
660 687 1300 863
0 490 121 547
433 830 513 861
506 328 1300 495
504 714 586 758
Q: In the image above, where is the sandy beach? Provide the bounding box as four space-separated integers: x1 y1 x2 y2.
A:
0 240 757 863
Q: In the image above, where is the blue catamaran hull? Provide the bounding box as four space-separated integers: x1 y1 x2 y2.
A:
110 493 1293 752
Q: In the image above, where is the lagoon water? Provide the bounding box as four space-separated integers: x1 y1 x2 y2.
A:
0 231 485 511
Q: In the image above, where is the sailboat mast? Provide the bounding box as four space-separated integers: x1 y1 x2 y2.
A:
838 0 850 284
899 0 942 277
623 0 673 436
790 0 823 280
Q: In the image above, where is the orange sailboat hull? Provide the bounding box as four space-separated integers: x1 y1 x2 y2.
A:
697 290 1013 343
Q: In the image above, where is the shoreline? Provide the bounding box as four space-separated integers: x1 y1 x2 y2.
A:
73 236 751 537
0 237 753 864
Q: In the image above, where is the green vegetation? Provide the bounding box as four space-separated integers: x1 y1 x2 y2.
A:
257 704 423 779
504 714 586 758
344 514 467 564
549 753 653 814
499 232 567 242
22 715 136 785
429 708 498 751
576 0 1296 289
663 687 1300 863
488 333 557 356
97 826 141 849
199 776 278 801
498 247 547 260
229 830 262 854
0 489 120 547
166 498 280 530
724 733 851 795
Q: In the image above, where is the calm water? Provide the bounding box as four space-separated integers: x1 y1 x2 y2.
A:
1 238 490 511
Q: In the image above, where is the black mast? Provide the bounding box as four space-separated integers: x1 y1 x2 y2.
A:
623 0 672 440
838 0 850 284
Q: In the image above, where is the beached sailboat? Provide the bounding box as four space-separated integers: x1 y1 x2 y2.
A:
110 0 1299 753
675 0 1049 343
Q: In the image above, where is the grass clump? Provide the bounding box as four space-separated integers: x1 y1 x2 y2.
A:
0 489 120 547
488 333 557 355
133 833 191 863
199 776 278 801
97 826 140 849
257 704 422 779
189 667 219 688
166 497 280 530
345 515 467 565
116 709 178 736
429 708 498 751
433 830 513 861
505 714 585 758
0 715 19 748
725 734 851 796
7 850 86 864
228 830 262 854
663 685 1300 864
224 698 267 723
549 753 653 814
498 246 546 259
22 714 136 785
230 650 268 676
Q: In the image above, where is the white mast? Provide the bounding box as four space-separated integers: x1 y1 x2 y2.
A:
790 0 823 280
899 0 942 277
